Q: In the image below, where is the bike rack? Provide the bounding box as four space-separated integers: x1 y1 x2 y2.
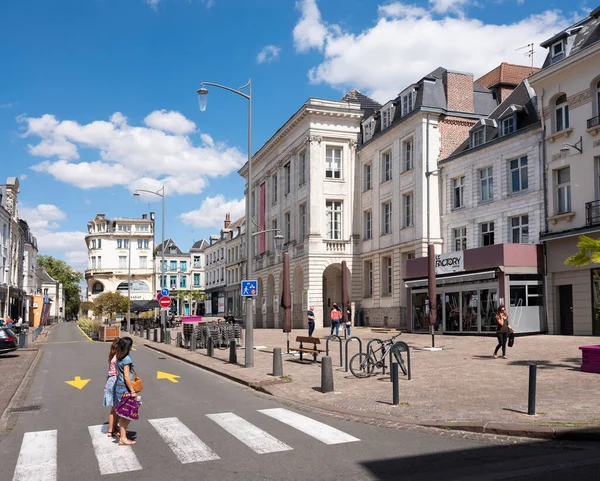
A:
390 341 411 380
344 336 363 372
326 335 343 367
365 338 384 374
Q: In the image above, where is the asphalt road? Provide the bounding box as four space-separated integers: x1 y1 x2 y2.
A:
1 323 599 481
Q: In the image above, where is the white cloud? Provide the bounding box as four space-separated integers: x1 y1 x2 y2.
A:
19 110 246 195
20 204 66 231
19 174 27 181
144 109 196 135
0 102 14 109
294 1 573 102
146 0 161 9
429 0 471 15
180 195 245 229
257 45 281 64
293 0 329 52
65 250 89 272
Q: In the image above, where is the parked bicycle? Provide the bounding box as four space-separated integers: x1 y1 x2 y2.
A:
349 333 407 378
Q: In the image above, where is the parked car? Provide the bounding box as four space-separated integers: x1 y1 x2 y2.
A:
0 327 18 355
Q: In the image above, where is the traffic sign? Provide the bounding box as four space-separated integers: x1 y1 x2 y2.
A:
159 296 172 308
156 292 163 301
241 280 258 297
161 288 170 297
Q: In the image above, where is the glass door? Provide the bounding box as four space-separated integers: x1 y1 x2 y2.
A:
462 290 479 332
445 292 460 332
480 288 498 332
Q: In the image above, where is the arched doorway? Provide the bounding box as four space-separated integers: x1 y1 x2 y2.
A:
293 267 304 329
266 274 275 328
322 264 342 327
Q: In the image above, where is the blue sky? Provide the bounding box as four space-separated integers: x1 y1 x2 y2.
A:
0 0 589 271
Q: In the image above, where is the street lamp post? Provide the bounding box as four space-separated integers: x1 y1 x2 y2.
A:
134 186 166 339
127 230 132 332
197 79 254 367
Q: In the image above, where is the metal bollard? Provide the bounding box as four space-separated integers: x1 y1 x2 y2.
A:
166 329 171 345
153 329 158 342
321 356 334 393
207 336 214 357
229 340 237 363
190 334 197 352
528 364 537 415
392 362 399 405
176 332 182 348
146 328 150 340
272 347 283 377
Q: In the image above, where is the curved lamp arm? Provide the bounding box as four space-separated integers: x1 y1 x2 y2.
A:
198 80 251 101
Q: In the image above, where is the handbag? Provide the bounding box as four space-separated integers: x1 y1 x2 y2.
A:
130 367 143 393
508 331 515 348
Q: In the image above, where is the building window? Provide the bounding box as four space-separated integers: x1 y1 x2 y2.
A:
272 174 278 204
299 152 306 185
117 239 123 249
510 215 529 243
363 163 372 191
180 260 187 271
381 150 392 182
136 224 149 232
325 146 342 179
555 94 569 132
299 203 307 239
92 282 104 294
403 138 413 171
91 256 96 269
170 276 177 289
501 116 515 136
193 256 201 267
170 260 177 271
401 90 415 116
284 212 291 243
596 80 600 119
272 219 278 248
381 105 395 129
471 129 484 147
509 156 528 193
452 227 467 251
556 167 571 214
325 201 343 240
364 260 373 297
480 222 494 246
382 256 392 296
552 40 564 57
480 167 493 202
363 119 375 143
97 256 101 268
91 239 97 249
119 256 127 268
139 256 147 268
180 276 187 289
403 193 413 227
284 162 291 195
364 210 372 240
118 224 132 232
382 202 392 235
136 239 142 249
452 176 465 209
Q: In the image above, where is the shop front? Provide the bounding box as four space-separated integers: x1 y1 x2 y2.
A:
405 244 545 334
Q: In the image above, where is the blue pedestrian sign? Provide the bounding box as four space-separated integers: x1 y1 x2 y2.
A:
241 280 258 297
161 288 170 297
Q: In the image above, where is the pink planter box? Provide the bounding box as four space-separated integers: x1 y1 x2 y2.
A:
580 345 600 374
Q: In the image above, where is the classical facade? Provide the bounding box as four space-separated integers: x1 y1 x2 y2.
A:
529 7 600 335
156 239 192 316
0 184 11 319
224 215 245 318
204 231 227 316
189 239 208 315
20 219 41 324
240 96 367 329
85 213 155 303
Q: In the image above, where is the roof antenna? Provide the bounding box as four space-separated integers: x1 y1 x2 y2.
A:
516 43 535 69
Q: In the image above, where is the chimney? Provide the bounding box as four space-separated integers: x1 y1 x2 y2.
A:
142 214 147 220
443 71 474 112
97 214 105 219
224 212 231 229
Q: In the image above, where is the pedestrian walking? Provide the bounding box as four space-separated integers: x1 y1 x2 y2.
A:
492 306 513 359
330 303 341 336
307 306 316 337
345 306 352 337
103 338 120 437
113 337 141 445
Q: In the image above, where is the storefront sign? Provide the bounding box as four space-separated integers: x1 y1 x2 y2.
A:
435 252 464 275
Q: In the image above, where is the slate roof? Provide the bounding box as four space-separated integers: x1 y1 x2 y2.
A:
39 269 57 284
475 63 540 89
156 238 186 255
190 239 209 251
341 90 382 112
540 7 600 68
229 216 245 231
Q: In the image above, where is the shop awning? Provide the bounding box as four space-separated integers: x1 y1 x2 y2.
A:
405 270 497 289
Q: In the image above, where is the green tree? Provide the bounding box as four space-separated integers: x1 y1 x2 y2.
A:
92 292 130 320
80 301 95 314
565 235 600 267
38 255 84 317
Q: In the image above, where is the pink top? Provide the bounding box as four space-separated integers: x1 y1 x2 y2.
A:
108 356 117 377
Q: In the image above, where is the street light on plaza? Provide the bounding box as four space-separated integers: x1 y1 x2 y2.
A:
197 79 255 367
133 186 166 338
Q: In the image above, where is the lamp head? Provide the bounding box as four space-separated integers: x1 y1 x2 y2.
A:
133 191 140 198
197 86 209 112
274 233 284 257
560 145 570 154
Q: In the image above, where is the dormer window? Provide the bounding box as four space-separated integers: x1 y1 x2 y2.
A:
552 40 564 58
471 129 484 147
363 118 375 142
401 90 416 116
501 116 515 136
381 105 395 130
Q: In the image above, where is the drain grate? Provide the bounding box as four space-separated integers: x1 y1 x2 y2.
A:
8 405 42 413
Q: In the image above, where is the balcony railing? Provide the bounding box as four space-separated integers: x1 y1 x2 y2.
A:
588 115 600 129
586 200 600 226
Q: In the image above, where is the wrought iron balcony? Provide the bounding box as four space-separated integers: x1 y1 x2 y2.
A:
586 199 600 226
588 115 600 129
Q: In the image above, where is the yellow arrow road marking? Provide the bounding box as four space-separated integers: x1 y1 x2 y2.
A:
157 371 181 383
65 376 91 390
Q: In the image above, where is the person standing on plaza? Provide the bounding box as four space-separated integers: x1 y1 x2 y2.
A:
103 338 120 437
113 337 140 445
345 305 352 337
493 306 513 359
330 303 341 336
307 306 316 337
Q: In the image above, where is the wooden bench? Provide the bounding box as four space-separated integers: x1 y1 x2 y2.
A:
289 336 326 362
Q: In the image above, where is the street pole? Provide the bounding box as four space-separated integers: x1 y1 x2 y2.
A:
127 231 132 332
425 112 436 348
161 186 166 340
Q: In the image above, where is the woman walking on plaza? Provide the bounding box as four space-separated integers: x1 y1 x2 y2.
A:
330 303 341 336
103 338 120 437
493 306 513 359
113 337 141 445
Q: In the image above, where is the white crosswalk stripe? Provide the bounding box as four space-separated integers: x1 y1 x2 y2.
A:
12 430 57 481
206 412 293 454
258 408 361 445
149 417 220 463
88 424 142 475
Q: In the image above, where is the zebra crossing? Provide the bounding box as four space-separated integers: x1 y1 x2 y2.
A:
11 408 360 480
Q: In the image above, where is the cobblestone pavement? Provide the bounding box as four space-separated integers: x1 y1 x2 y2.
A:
134 325 600 438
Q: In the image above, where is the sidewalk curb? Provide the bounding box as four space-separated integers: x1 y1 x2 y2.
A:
141 340 600 442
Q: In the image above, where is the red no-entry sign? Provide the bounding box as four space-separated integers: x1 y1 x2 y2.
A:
159 296 172 308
